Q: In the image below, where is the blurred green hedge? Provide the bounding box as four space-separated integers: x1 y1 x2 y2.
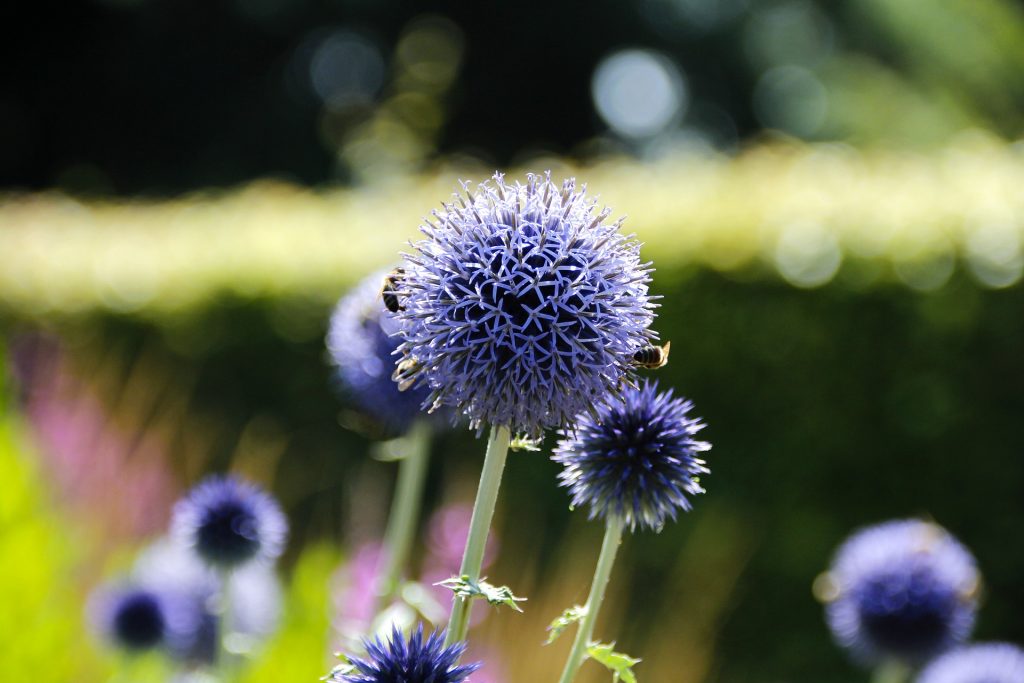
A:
2 139 1022 318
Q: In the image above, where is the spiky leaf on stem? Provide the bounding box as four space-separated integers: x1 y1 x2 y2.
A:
545 605 587 645
436 575 526 612
587 642 641 683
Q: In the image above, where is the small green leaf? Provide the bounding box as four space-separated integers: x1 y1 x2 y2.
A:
587 641 641 683
545 605 587 644
435 575 527 612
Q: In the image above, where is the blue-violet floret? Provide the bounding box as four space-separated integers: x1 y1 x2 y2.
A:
395 172 657 437
133 538 283 664
335 625 480 683
823 519 979 666
172 475 288 570
90 585 171 652
327 270 432 436
916 643 1024 683
552 380 710 532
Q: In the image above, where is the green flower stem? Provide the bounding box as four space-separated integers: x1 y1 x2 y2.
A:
444 424 512 647
376 420 432 614
871 660 911 683
218 569 239 678
557 515 626 683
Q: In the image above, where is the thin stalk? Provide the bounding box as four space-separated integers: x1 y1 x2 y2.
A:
375 420 432 616
557 516 626 683
218 569 238 679
444 424 512 647
871 660 911 683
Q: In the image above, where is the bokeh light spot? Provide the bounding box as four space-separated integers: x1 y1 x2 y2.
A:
592 49 687 139
965 219 1024 288
774 221 842 288
310 30 385 109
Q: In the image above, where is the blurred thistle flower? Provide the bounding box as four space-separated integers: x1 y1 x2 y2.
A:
90 586 171 652
134 538 284 664
335 625 480 683
327 270 433 436
819 519 980 667
552 380 710 532
395 172 656 437
917 643 1024 683
172 475 288 570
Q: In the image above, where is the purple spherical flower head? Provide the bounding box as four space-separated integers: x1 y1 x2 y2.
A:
327 270 433 436
172 475 288 570
822 519 979 667
89 579 212 659
552 380 710 533
336 625 480 683
90 585 170 652
133 538 283 665
917 643 1024 683
395 172 657 437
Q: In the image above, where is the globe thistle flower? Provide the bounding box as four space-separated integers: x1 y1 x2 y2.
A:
552 380 710 532
133 538 284 664
171 475 288 570
90 586 170 652
917 643 1024 683
89 577 214 660
335 625 480 683
394 172 657 437
327 270 434 436
820 519 980 666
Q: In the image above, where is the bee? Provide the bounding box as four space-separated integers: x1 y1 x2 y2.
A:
632 341 671 369
392 357 421 392
381 267 405 313
510 434 544 452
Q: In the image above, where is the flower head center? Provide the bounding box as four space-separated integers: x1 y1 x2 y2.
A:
198 499 260 565
113 592 165 649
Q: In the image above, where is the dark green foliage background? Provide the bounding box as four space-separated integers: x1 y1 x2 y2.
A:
35 264 1020 681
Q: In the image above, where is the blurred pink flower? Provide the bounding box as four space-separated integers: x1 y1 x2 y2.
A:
330 541 384 639
10 333 178 540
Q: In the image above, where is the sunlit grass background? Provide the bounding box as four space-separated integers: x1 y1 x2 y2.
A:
2 0 1024 681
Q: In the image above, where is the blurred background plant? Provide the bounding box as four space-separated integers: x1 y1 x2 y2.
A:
1 0 1024 681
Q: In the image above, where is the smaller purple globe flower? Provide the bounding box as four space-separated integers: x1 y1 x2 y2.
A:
91 586 169 651
917 643 1024 683
552 380 710 533
89 579 210 659
172 475 288 570
820 519 980 667
335 625 480 683
327 270 433 436
133 538 283 665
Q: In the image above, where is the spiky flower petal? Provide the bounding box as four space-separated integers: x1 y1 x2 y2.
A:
823 519 979 666
395 172 656 437
552 380 710 532
172 475 288 570
337 625 480 683
917 643 1024 683
327 270 432 436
